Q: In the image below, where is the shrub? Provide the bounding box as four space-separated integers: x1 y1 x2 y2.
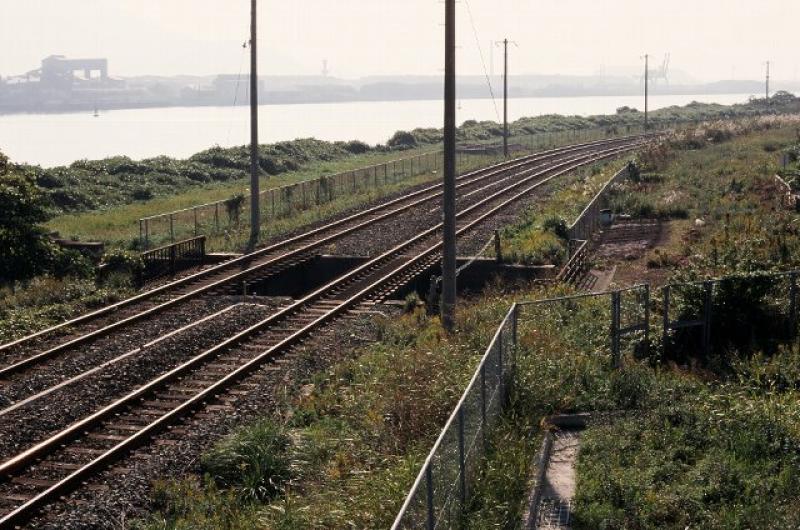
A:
102 249 143 279
342 140 371 154
201 419 291 502
542 216 569 240
387 131 418 149
132 187 154 201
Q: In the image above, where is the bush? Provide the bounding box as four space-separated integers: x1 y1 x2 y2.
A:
201 420 291 502
102 249 143 278
542 216 569 240
132 187 154 201
387 131 418 149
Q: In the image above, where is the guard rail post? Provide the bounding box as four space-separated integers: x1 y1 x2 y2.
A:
662 286 671 356
703 281 713 357
425 463 434 530
791 272 798 350
458 407 466 509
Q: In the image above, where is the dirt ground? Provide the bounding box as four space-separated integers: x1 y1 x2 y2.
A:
582 218 690 290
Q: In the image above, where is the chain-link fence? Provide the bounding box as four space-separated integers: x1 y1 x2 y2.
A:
138 150 443 249
137 125 661 250
392 285 650 529
392 271 800 528
391 305 517 529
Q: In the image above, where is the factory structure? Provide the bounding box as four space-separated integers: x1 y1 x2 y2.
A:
0 55 145 113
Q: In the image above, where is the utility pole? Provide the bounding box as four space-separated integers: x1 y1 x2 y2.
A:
643 54 649 131
441 0 457 332
248 0 260 249
503 39 509 158
766 60 771 104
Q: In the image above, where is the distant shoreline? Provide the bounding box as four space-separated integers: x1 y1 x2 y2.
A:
0 87 767 118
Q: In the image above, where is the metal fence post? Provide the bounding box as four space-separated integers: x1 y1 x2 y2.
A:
214 203 220 231
480 364 487 449
169 244 176 276
703 281 713 357
169 214 175 243
426 463 435 530
498 334 505 401
790 272 798 349
139 219 144 249
644 284 651 356
611 291 621 368
193 207 198 237
458 406 466 510
662 286 670 355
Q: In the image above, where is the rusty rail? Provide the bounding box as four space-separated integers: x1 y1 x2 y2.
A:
0 140 654 529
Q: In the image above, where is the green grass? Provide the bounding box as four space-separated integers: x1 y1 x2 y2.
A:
496 161 628 266
45 129 611 252
0 276 132 343
41 93 800 253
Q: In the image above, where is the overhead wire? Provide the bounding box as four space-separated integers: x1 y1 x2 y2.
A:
463 0 501 123
225 39 249 146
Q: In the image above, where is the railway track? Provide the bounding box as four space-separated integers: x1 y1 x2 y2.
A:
0 137 653 528
0 138 663 468
0 135 654 386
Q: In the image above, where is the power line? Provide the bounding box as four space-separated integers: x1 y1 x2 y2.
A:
463 0 500 122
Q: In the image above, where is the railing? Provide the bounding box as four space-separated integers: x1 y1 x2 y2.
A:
138 150 445 249
393 270 800 528
556 239 589 284
567 163 633 241
391 305 518 530
140 235 206 283
392 285 651 529
136 126 654 250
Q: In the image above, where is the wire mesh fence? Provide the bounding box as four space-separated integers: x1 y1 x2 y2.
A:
139 150 444 249
391 306 517 529
137 125 657 250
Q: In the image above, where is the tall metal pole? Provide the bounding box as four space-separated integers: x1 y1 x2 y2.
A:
442 0 457 332
766 60 771 104
248 0 261 249
644 54 649 131
503 38 509 158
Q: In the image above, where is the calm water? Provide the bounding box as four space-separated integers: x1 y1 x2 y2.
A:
0 93 753 167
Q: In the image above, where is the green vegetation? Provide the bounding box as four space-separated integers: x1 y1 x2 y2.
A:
131 121 800 529
135 292 522 529
467 121 800 528
574 364 800 529
15 93 798 253
0 277 131 343
0 149 96 288
496 162 627 265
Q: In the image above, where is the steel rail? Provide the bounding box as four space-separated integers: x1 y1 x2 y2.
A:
0 139 653 439
0 140 650 529
0 140 650 474
0 135 655 380
0 134 657 359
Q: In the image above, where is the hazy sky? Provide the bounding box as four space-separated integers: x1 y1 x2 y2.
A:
1 0 798 82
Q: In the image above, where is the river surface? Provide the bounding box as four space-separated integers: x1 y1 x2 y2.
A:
0 93 753 167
